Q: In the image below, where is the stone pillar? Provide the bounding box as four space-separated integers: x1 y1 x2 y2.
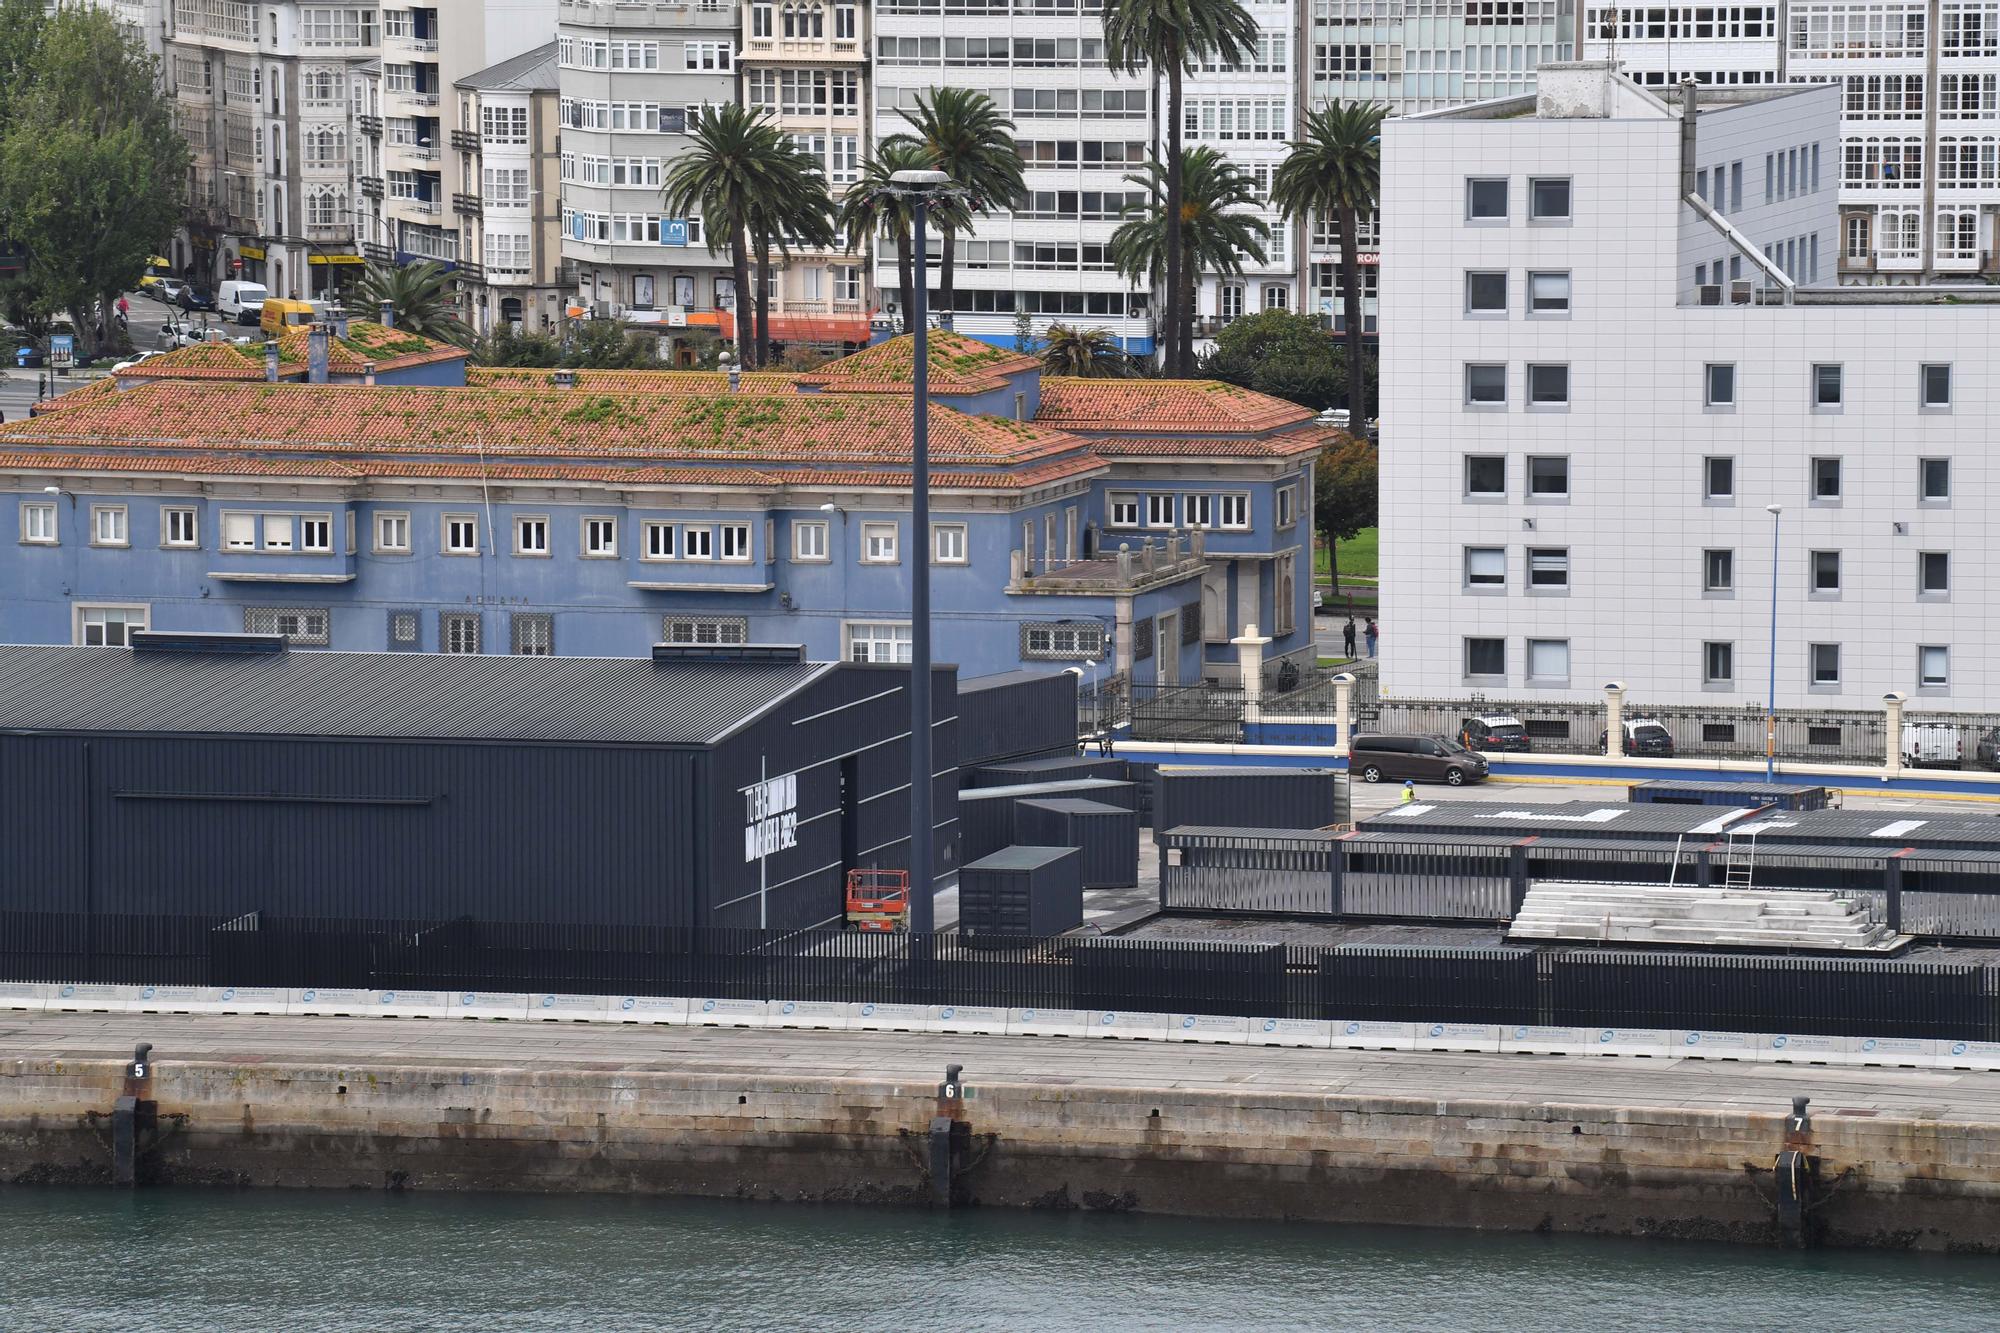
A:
1883 691 1907 777
1236 558 1260 634
1113 593 1135 680
1332 671 1357 755
1234 623 1272 725
1603 681 1627 757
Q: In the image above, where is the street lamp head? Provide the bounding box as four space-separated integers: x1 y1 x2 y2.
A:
890 169 952 188
1765 503 1783 515
818 501 837 513
43 485 60 495
1084 659 1098 668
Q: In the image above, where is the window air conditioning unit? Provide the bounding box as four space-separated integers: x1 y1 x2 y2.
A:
1698 283 1723 306
1729 280 1754 304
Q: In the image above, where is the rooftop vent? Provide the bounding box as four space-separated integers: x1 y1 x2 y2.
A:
651 642 806 665
129 631 288 656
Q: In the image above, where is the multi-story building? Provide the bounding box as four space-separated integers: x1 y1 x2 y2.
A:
1582 2 2000 282
453 43 567 333
741 0 873 350
165 0 378 295
2 331 1320 682
555 0 739 362
1380 61 2000 708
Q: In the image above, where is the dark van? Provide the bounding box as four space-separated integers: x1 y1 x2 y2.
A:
1349 734 1490 786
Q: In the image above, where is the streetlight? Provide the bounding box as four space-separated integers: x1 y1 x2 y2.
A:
889 167 955 938
1765 502 1782 782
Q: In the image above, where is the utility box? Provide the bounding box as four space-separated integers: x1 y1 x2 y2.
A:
1153 767 1347 845
959 845 1084 940
1629 780 1833 812
958 777 1136 862
1013 797 1139 889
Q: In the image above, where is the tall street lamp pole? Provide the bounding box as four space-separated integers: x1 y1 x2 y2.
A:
1765 502 1782 783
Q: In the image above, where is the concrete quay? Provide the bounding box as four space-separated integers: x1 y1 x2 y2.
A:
4 1014 2000 1251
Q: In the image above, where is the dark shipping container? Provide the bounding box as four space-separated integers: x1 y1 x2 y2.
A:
971 754 1126 788
955 669 1079 771
1012 796 1140 889
957 778 1137 862
1629 780 1833 811
958 845 1084 940
1153 767 1347 846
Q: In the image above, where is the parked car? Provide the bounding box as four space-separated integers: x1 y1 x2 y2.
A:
178 286 217 313
1458 714 1532 753
1975 729 2000 770
148 277 190 307
217 279 269 326
1602 718 1676 757
1349 734 1489 786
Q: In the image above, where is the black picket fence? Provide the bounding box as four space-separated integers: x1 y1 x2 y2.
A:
7 910 2000 1041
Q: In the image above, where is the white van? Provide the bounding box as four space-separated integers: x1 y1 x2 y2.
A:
217 279 269 326
1902 722 1963 769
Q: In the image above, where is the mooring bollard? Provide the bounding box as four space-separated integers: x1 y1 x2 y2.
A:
112 1042 157 1188
929 1063 969 1208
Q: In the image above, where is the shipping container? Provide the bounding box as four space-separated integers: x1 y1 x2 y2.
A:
957 777 1137 863
971 754 1126 788
1153 767 1348 846
958 845 1083 940
1629 780 1832 811
955 669 1079 772
1012 797 1141 889
1361 799 2000 853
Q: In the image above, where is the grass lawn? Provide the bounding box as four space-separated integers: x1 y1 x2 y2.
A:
1312 527 1379 581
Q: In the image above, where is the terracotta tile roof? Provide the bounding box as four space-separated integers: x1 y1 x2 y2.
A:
1089 423 1333 460
468 367 798 393
794 331 1040 394
1036 377 1315 434
116 322 465 382
0 450 360 477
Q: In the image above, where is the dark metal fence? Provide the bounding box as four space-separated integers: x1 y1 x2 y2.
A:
1375 698 1887 765
1161 829 1340 915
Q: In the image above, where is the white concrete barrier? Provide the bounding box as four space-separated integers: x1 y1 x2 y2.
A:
132 985 232 1015
452 991 530 1021
1500 1025 1596 1056
215 985 289 1015
1247 1017 1332 1048
847 1001 929 1032
1672 1029 1761 1061
1763 1032 1848 1064
1331 1020 1416 1051
608 995 690 1025
1007 1007 1089 1038
290 987 376 1017
531 993 610 1022
1087 1010 1174 1040
1170 1013 1251 1044
1414 1022 1502 1054
46 984 138 1014
0 982 46 1013
1589 1027 1673 1057
690 997 770 1027
371 989 450 1019
1849 1034 1935 1068
929 1004 1008 1035
767 999 846 1030
1938 1039 2000 1071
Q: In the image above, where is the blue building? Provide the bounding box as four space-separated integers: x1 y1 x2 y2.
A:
0 332 1325 683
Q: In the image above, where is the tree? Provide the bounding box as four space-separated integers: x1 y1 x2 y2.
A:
0 6 187 357
1102 0 1257 376
1109 147 1268 344
1271 102 1385 425
1315 433 1378 595
893 87 1024 330
564 318 661 370
1198 309 1359 411
1040 323 1132 378
351 260 471 345
836 140 967 334
746 136 836 367
472 323 561 367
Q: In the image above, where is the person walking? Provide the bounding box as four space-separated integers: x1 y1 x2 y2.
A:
1400 780 1417 805
1364 618 1379 659
1342 617 1357 659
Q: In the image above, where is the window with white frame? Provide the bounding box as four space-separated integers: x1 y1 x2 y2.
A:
1109 493 1139 527
793 520 828 561
861 521 898 563
1921 458 1951 501
160 507 198 548
515 515 549 555
1465 456 1505 496
245 606 330 644
512 613 554 656
1528 455 1570 497
1023 621 1103 661
685 40 729 69
90 505 128 547
664 615 747 645
1922 363 1952 408
683 526 714 559
1920 550 1950 593
847 621 913 663
443 513 479 554
1528 176 1571 220
1183 494 1212 529
1276 485 1297 527
375 511 411 553
1918 644 1950 689
720 523 751 561
1526 638 1570 681
583 516 618 557
1465 270 1507 314
1464 547 1506 588
1705 363 1736 407
1466 363 1506 405
1527 547 1569 589
642 521 677 560
1810 642 1841 686
20 501 56 544
480 104 527 144
441 611 481 654
1527 364 1570 406
1527 271 1570 314
300 516 332 552
76 605 148 646
932 523 968 564
1704 548 1735 591
1146 494 1176 527
1217 493 1249 529
1704 641 1734 684
1465 637 1505 679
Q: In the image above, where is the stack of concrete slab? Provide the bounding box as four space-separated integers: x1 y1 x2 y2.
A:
1508 881 1910 953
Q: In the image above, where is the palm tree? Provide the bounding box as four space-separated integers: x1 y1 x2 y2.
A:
662 104 802 368
1271 102 1385 425
1039 323 1132 378
836 140 969 334
1102 0 1258 375
747 138 837 363
893 87 1024 329
1109 148 1268 348
351 260 470 345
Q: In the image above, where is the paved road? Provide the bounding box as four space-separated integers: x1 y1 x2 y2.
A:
3 1012 1993 1119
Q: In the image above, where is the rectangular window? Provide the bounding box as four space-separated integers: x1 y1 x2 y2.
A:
792 520 828 561
1526 364 1570 406
443 514 479 554
1918 645 1949 689
847 621 913 664
441 612 481 654
1218 494 1249 529
300 516 331 552
90 505 128 547
1023 621 1107 662
245 606 329 645
1706 456 1735 499
1465 363 1507 405
76 605 148 646
1464 637 1505 679
1527 547 1569 589
1704 548 1735 591
374 511 410 553
1704 641 1734 684
1183 495 1212 529
1466 177 1507 219
515 516 549 555
225 512 257 550
1922 363 1952 408
583 516 618 557
163 507 199 547
1526 638 1570 681
1109 492 1139 527
643 521 677 560
932 523 968 564
1731 161 1743 210
1705 364 1735 406
683 526 713 560
20 501 56 544
1813 363 1843 408
1527 272 1570 314
1465 455 1505 496
1920 551 1950 593
389 611 419 648
1811 549 1841 592
1810 642 1840 686
1465 270 1507 314
1527 456 1569 497
512 612 554 657
262 515 293 551
1921 458 1951 501
1812 457 1842 499
1529 177 1571 220
663 615 748 645
1464 546 1506 587
720 523 751 561
1146 493 1176 527
861 521 898 563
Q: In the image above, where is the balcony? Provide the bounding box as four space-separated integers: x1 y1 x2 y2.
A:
1008 533 1209 596
450 128 479 153
398 197 442 216
453 192 482 217
387 33 439 52
557 0 737 29
358 174 384 199
357 114 383 137
393 89 441 108
454 259 485 283
363 241 393 262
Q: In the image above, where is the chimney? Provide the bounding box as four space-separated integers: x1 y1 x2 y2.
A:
1679 78 1700 200
264 340 280 383
378 300 395 329
552 369 576 389
332 309 350 338
306 322 330 385
362 360 377 387
727 360 742 393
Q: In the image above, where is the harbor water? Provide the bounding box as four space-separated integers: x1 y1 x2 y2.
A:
1 1188 1996 1331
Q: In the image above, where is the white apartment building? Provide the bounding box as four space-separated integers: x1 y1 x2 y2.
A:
1582 1 2000 281
454 42 567 332
1380 62 2000 709
165 0 378 294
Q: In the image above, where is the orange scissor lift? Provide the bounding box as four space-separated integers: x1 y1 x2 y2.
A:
844 869 911 932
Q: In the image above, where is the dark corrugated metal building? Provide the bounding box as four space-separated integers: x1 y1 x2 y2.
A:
0 641 958 932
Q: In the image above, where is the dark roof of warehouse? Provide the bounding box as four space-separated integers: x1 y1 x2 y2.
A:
0 645 828 746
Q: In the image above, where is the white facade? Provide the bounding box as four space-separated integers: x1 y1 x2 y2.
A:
1379 63 2000 709
454 44 566 333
